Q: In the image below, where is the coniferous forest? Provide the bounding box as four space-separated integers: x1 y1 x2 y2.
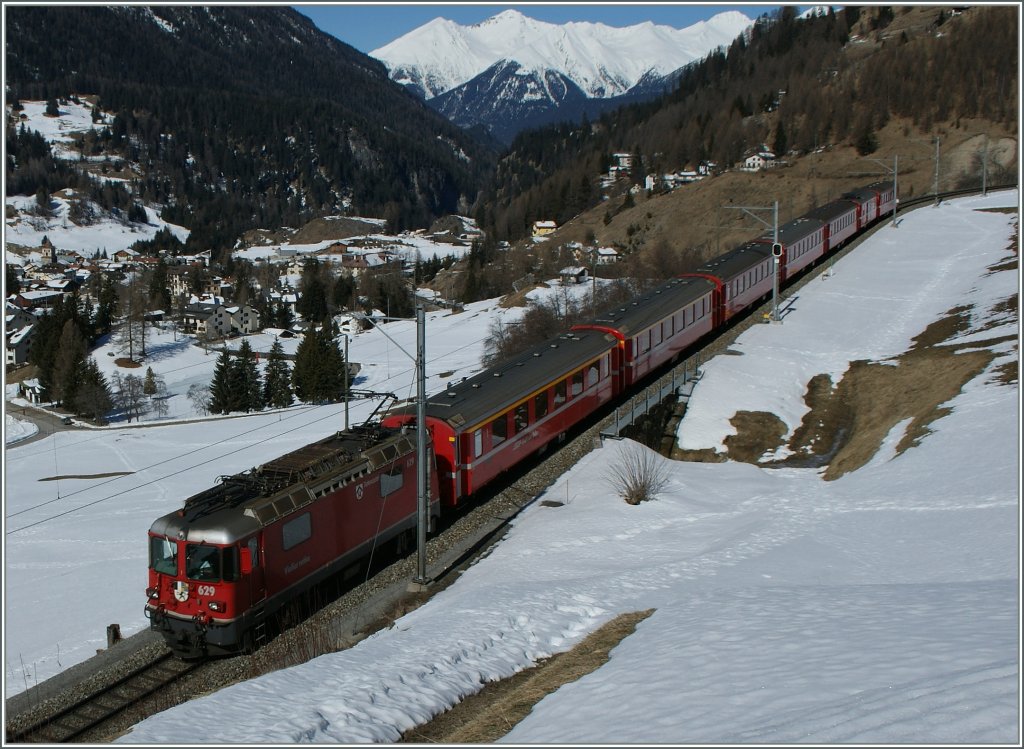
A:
475 6 1018 244
4 5 495 259
5 6 1018 259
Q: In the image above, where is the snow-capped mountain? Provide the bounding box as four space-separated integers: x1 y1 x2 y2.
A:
372 9 751 100
371 9 752 142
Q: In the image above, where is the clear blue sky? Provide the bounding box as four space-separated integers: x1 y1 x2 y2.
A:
293 3 788 54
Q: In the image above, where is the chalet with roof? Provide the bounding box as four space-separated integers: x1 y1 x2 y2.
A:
5 305 36 367
742 148 777 171
532 220 557 238
10 289 64 311
112 248 139 264
559 266 590 285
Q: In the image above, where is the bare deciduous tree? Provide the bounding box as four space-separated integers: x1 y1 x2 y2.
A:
605 441 670 505
187 382 212 416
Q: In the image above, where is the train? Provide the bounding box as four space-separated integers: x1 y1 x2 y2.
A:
145 180 895 657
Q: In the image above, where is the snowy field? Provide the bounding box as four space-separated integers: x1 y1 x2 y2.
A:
3 191 1020 743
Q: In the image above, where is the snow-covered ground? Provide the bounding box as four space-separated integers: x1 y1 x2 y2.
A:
4 191 1020 743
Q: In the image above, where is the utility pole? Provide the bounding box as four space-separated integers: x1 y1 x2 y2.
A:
413 306 429 587
729 200 781 322
893 154 899 226
366 307 431 589
866 155 899 228
343 332 350 431
933 136 941 206
982 135 988 196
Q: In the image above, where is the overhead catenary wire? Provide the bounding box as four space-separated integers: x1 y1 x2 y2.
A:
5 315 494 534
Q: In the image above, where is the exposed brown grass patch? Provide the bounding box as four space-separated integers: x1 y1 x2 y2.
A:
722 410 787 463
672 292 1013 481
400 609 655 744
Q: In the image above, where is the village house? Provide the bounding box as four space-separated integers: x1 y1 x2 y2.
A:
112 247 139 264
742 149 777 171
340 250 401 277
559 266 590 285
532 220 557 238
10 289 64 311
5 304 37 367
6 325 34 367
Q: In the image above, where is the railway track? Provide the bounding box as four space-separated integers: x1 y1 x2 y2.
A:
5 651 200 743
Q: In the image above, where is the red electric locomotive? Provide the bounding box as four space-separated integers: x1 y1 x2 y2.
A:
145 424 439 657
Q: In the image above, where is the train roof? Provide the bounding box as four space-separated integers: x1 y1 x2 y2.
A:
803 198 858 223
391 329 616 431
843 186 881 203
149 426 417 544
766 216 825 246
693 240 774 282
578 276 716 337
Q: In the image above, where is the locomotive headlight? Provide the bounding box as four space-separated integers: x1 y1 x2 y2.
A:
146 587 159 599
208 600 226 612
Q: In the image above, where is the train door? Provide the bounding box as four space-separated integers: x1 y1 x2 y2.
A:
238 534 267 651
241 535 265 606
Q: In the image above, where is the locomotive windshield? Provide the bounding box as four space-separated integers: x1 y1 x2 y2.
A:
149 536 178 575
185 544 221 582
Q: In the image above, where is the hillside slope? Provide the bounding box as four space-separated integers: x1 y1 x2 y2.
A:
4 6 493 253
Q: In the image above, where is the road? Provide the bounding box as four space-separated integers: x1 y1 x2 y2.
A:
5 401 79 448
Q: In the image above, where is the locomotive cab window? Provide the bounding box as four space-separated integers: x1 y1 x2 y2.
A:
150 536 178 575
186 544 222 582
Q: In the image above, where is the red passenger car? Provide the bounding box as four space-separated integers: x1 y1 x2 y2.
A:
573 276 716 389
686 241 776 326
804 198 860 254
382 330 617 506
145 426 438 657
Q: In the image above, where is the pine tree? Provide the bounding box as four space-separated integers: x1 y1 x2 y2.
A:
291 328 321 403
51 320 88 406
296 258 329 322
232 340 263 412
208 349 234 414
143 366 157 396
262 339 293 408
316 323 345 403
73 357 113 421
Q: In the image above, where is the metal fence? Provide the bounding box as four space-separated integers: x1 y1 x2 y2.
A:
601 350 704 439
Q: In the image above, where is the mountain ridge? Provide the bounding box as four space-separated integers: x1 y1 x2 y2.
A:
371 9 753 142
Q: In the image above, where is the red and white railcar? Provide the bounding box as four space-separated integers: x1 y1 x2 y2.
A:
572 276 716 389
686 241 776 327
383 330 617 506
